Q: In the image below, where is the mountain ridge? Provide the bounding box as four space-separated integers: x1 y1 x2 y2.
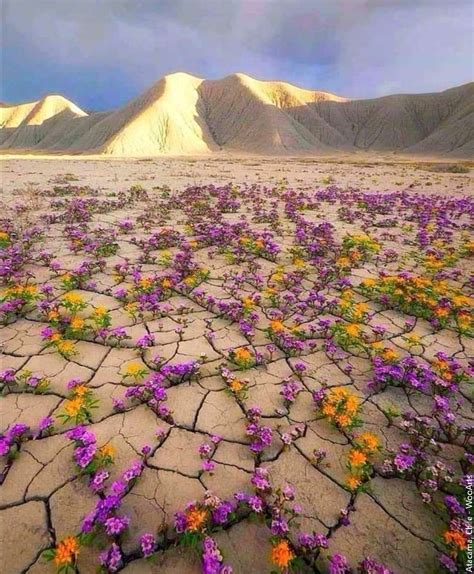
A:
1 73 472 156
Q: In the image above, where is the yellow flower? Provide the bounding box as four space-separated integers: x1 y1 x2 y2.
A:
336 256 350 268
64 397 84 417
139 277 152 289
354 302 368 314
73 384 88 397
270 320 285 332
162 278 172 289
452 295 472 308
62 292 84 306
57 340 75 355
407 334 421 345
123 362 144 377
0 231 9 241
99 443 115 459
93 306 108 316
70 316 85 330
382 348 399 362
345 323 361 337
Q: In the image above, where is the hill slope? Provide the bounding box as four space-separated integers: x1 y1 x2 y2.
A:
1 75 472 156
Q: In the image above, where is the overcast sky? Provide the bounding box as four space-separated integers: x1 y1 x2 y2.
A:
2 0 473 111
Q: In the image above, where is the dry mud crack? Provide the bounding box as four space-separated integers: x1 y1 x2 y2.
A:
0 158 473 574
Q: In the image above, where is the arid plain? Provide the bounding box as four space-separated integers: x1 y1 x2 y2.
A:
0 153 473 574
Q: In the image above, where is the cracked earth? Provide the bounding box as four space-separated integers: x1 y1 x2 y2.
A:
0 157 473 574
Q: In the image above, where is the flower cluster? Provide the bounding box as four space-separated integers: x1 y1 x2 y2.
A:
313 387 362 431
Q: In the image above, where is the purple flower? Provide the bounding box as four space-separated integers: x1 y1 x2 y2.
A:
89 469 110 493
123 460 143 482
247 495 264 513
328 553 352 574
109 480 127 496
202 536 232 574
438 553 457 573
137 333 155 348
37 416 54 437
212 501 234 525
100 543 122 572
393 453 416 472
95 495 121 523
140 532 156 557
270 517 289 536
105 515 130 536
202 459 216 472
74 443 97 468
81 511 97 534
174 511 187 533
0 369 16 384
444 495 465 516
359 557 394 574
251 468 271 491
0 437 10 456
7 423 29 441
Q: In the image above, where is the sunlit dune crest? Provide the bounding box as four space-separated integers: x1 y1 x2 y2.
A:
1 73 472 156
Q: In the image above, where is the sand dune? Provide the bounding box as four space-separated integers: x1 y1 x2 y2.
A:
1 73 472 156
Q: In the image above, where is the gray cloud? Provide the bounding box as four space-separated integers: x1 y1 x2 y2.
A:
2 0 473 109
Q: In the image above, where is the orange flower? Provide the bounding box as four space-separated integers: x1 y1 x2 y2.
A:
348 449 367 467
435 307 449 318
234 347 252 362
346 475 361 491
73 384 88 397
229 379 243 393
335 413 351 427
382 348 398 362
270 320 285 332
345 395 360 414
271 539 294 568
54 536 79 565
186 508 208 531
322 403 336 418
444 529 467 550
357 432 380 453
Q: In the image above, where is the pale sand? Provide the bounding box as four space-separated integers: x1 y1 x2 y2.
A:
1 73 472 156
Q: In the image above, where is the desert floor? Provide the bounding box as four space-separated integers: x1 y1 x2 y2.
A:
0 155 472 574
